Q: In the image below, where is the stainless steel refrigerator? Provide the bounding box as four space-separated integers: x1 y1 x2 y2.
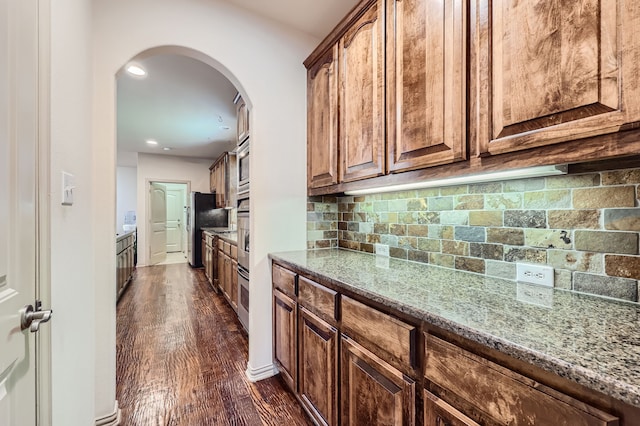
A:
187 192 228 267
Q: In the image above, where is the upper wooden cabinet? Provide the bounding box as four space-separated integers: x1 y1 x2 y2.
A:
386 0 467 172
307 46 339 189
305 0 468 191
209 151 237 209
306 0 640 195
235 95 249 144
338 0 386 182
473 0 640 156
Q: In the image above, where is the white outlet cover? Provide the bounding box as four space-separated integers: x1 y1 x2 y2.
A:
516 263 554 287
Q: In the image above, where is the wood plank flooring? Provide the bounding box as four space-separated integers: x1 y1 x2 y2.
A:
116 264 313 425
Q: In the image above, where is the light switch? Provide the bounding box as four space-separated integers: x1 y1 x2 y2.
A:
61 171 75 206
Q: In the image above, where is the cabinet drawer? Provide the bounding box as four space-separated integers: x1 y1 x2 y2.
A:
341 296 416 369
223 241 231 255
217 238 224 250
424 334 618 426
272 264 296 297
424 390 479 426
298 276 338 323
230 243 237 260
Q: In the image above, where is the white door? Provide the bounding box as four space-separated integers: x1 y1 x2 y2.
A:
149 183 167 265
165 188 184 253
0 0 41 423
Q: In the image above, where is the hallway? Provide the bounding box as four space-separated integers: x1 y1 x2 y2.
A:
116 264 313 425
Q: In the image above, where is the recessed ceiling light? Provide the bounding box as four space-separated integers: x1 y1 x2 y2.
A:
163 147 171 151
219 126 230 130
126 64 146 77
146 139 158 146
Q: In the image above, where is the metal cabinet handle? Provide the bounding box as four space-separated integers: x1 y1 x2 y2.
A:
20 303 53 332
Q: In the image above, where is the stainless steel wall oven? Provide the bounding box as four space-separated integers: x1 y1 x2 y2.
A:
237 199 249 332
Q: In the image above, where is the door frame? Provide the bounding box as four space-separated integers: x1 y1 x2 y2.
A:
145 179 191 264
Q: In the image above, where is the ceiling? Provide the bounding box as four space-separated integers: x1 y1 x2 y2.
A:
116 0 358 166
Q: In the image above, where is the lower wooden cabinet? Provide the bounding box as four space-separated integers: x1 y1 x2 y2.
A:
230 258 238 311
116 234 135 301
271 261 628 426
341 335 415 426
274 289 297 392
424 390 479 426
298 307 338 426
424 334 619 426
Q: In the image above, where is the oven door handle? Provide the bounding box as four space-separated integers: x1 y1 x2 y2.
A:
238 266 250 280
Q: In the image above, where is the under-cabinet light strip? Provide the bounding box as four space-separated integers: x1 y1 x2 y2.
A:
343 165 568 196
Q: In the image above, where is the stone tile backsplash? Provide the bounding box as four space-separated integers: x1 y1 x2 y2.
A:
307 168 640 302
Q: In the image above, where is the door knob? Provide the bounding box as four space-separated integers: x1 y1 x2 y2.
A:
20 303 53 332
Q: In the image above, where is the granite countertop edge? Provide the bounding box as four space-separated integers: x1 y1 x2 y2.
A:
202 229 237 245
269 250 640 409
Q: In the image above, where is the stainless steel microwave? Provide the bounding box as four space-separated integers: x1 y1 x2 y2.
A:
237 139 249 197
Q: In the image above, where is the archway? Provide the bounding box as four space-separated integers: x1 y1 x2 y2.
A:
92 4 311 421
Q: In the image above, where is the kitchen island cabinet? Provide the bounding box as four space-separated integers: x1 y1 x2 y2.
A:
116 231 135 301
270 249 640 425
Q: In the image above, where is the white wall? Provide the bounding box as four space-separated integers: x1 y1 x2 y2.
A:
116 166 137 234
50 0 96 424
136 153 211 265
92 1 314 416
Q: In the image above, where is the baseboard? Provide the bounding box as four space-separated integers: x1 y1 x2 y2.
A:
245 362 279 382
95 400 121 426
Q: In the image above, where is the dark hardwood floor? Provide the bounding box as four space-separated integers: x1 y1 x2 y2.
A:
116 263 313 426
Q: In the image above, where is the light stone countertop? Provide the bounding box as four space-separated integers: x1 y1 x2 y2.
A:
269 248 640 408
202 229 237 245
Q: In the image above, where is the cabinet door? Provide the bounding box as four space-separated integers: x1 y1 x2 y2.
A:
473 0 640 156
299 307 338 426
209 168 216 193
273 289 297 392
339 0 386 182
387 0 466 172
230 259 238 311
424 390 479 426
223 255 231 301
237 99 249 143
202 238 207 278
341 335 415 426
307 45 339 189
217 251 226 296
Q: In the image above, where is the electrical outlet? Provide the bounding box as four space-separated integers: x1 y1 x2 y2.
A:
516 263 554 287
517 282 553 308
375 243 389 257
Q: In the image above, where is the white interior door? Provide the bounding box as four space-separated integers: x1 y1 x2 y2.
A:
149 183 167 265
0 0 40 422
165 188 183 253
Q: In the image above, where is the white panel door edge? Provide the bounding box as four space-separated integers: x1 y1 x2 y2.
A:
0 0 41 423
